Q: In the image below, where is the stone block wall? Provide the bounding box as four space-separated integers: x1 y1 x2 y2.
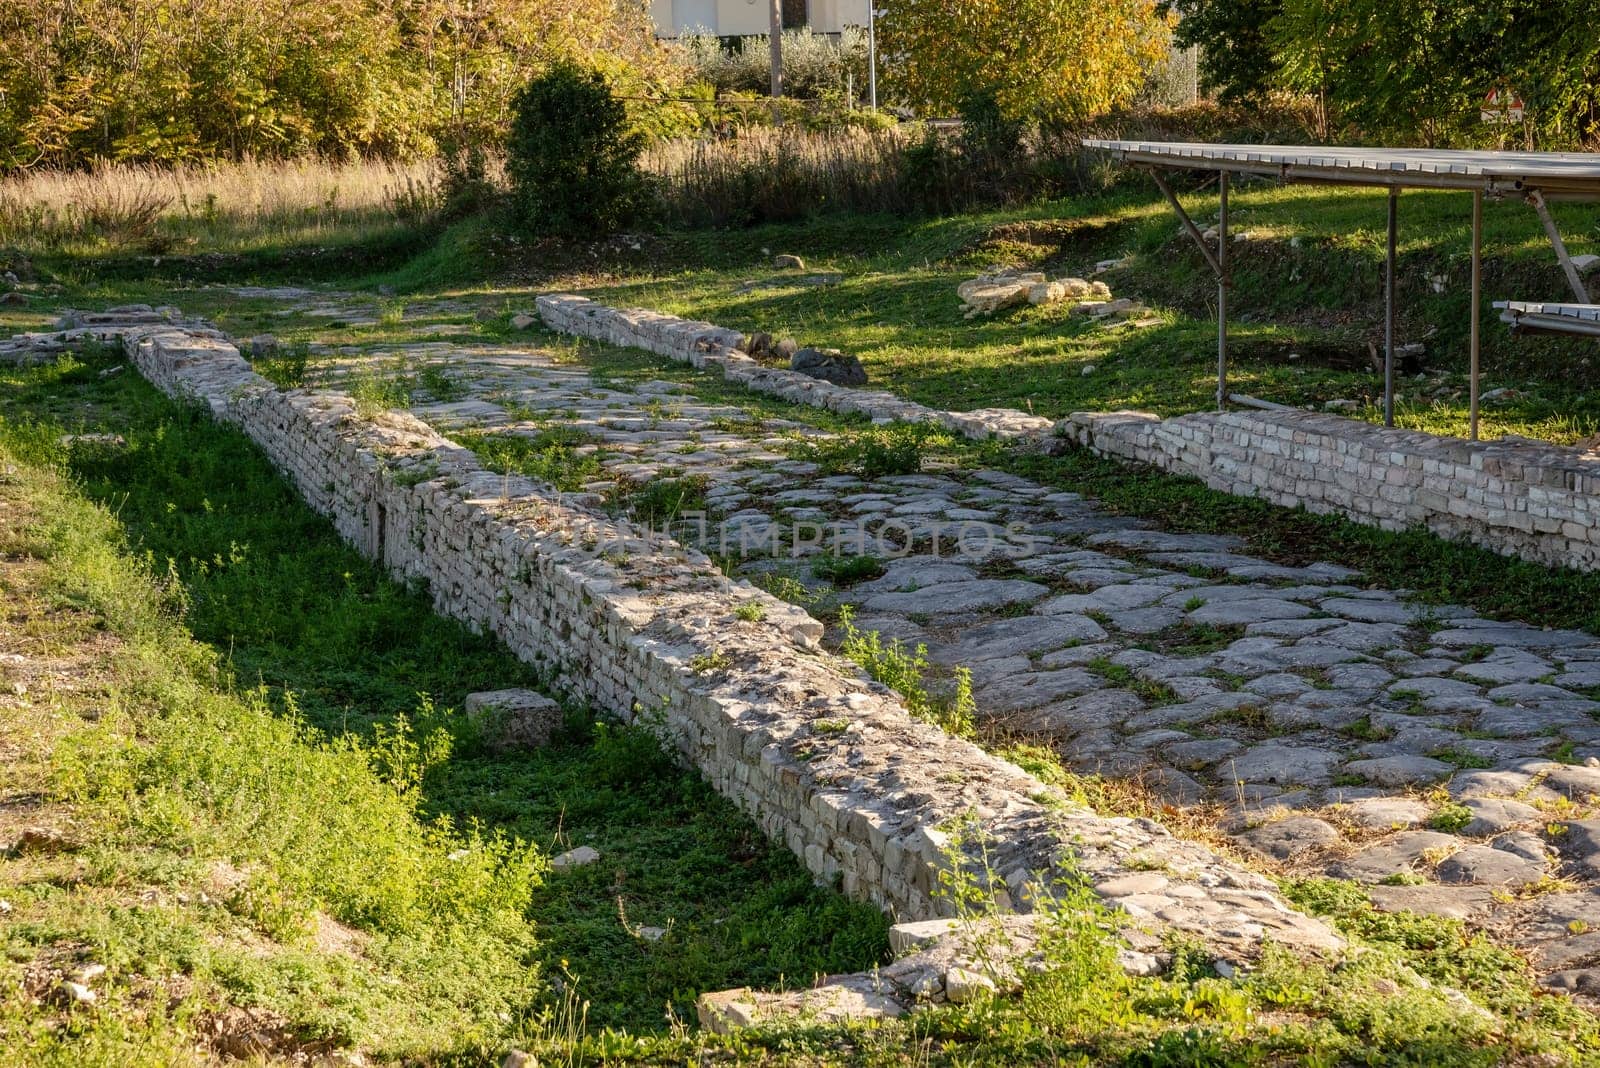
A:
96 311 1338 961
1060 409 1600 573
537 294 1600 575
536 295 1057 442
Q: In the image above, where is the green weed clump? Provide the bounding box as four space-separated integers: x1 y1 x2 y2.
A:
611 471 710 525
458 426 603 492
835 605 975 736
801 422 953 478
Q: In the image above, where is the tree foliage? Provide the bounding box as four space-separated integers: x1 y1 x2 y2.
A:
877 0 1174 124
0 0 663 170
506 62 647 238
1168 0 1600 146
1164 0 1280 104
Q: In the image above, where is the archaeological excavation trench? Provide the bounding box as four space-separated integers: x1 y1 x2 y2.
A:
10 295 1600 1016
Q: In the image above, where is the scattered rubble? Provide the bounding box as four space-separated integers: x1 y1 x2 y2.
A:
791 346 868 386
956 269 1149 323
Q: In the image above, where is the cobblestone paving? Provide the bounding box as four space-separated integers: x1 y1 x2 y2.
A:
303 333 1600 999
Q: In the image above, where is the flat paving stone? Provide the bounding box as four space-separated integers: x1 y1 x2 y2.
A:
1461 797 1542 836
1340 797 1430 831
932 615 1107 663
1342 755 1454 787
862 579 1050 614
1366 884 1497 920
1332 831 1461 883
1435 845 1547 887
1222 744 1343 787
1235 816 1342 861
1189 599 1315 626
1558 820 1600 879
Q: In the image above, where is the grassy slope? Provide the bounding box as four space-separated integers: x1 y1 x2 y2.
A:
583 183 1600 443
0 348 889 1060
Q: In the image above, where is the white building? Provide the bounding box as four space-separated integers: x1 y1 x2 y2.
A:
649 0 870 38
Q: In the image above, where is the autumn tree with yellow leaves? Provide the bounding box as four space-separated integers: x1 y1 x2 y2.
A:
877 0 1173 124
0 0 663 169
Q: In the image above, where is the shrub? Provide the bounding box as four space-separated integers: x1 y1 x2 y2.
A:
506 62 648 237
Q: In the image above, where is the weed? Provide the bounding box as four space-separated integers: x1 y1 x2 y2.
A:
835 606 975 736
798 422 952 478
612 471 710 525
734 601 767 622
810 553 885 587
416 364 466 401
458 427 602 492
253 341 315 388
1429 801 1473 833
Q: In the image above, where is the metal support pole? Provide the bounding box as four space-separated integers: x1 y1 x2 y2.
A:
1527 188 1591 303
867 4 878 110
1150 171 1224 278
1470 189 1483 442
1384 187 1398 427
1217 171 1229 412
769 0 783 101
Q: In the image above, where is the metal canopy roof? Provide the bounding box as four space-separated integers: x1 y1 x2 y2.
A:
1084 140 1600 197
1496 300 1600 338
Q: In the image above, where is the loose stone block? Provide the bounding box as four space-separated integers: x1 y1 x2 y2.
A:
464 688 564 750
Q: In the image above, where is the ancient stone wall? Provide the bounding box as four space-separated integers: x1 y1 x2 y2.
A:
539 295 1600 574
80 307 1340 964
536 294 1057 442
1059 409 1600 573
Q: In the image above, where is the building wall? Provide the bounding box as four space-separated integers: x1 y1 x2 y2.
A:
652 0 871 37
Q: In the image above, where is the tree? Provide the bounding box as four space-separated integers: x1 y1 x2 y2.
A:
877 0 1173 125
1163 0 1281 104
505 63 647 237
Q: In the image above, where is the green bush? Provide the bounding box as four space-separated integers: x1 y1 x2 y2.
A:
506 62 648 237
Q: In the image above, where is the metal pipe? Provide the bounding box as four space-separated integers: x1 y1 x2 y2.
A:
867 3 878 110
1227 392 1295 411
1527 189 1591 303
1470 189 1483 441
1149 170 1225 278
1385 187 1398 427
769 0 783 100
1218 171 1229 412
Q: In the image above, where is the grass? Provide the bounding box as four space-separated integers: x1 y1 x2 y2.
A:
587 183 1600 443
0 157 437 259
0 349 892 1058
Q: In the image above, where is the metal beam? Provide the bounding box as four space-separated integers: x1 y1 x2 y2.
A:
1470 190 1483 442
1526 189 1591 304
1217 171 1229 412
1149 170 1225 279
1384 188 1398 427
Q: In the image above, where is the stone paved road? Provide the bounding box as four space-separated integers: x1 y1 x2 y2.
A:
305 335 1600 1000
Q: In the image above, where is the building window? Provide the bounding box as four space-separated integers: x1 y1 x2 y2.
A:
782 0 808 29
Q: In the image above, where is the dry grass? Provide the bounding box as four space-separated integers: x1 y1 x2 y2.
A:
0 156 440 256
644 127 916 227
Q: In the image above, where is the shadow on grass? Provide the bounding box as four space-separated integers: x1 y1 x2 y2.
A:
8 349 888 1033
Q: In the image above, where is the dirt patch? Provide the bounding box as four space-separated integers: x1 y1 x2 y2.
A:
945 217 1132 272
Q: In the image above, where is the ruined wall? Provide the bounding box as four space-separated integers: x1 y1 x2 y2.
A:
540 295 1600 574
1059 409 1600 573
89 307 1337 960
